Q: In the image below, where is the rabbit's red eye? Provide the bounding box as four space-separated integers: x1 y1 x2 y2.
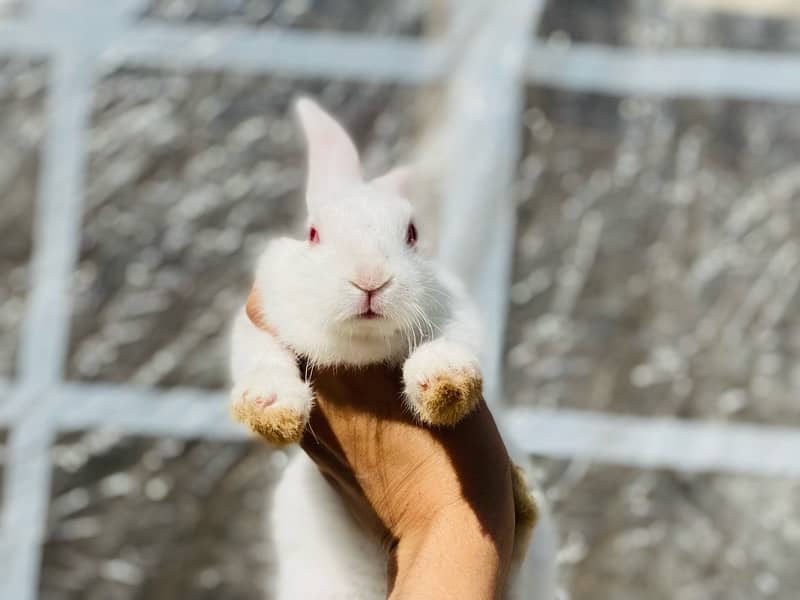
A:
309 227 320 244
406 223 418 247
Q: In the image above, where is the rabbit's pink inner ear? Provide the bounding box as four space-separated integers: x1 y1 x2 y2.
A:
372 166 413 197
295 97 362 202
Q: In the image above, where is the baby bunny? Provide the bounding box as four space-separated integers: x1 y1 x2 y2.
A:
229 97 484 445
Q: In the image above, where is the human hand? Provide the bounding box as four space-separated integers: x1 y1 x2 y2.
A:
299 362 531 600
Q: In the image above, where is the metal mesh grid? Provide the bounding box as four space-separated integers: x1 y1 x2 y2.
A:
1 1 800 598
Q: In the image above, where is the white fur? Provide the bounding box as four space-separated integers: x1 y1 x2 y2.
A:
230 98 557 598
402 337 481 413
230 307 314 421
231 97 482 427
270 453 387 600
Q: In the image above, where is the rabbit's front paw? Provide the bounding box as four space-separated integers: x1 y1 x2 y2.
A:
402 340 483 427
230 373 312 445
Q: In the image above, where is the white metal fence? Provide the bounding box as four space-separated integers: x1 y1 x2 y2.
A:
1 1 800 599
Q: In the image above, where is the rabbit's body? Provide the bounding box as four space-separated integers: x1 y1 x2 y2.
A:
229 98 555 599
270 452 387 600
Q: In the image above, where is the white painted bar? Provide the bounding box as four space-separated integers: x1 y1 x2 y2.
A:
16 54 93 384
101 25 444 82
56 382 243 440
440 0 546 414
527 42 800 102
0 50 95 600
506 407 800 478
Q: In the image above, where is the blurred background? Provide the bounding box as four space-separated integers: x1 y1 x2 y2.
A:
1 0 800 599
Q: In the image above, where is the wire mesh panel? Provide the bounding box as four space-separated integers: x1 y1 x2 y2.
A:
40 432 281 600
0 0 799 599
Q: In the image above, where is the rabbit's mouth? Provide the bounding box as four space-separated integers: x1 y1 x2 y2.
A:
357 309 384 320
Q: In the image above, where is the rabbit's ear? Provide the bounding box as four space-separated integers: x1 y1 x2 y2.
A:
295 97 362 208
372 166 413 197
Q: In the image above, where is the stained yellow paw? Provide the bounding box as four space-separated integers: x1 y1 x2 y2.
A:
415 370 482 427
230 401 307 446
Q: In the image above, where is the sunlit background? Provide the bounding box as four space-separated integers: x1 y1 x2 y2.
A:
1 1 799 599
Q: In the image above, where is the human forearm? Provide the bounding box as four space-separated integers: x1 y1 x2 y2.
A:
389 501 515 600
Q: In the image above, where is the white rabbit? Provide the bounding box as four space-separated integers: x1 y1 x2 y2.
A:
230 97 485 441
229 98 556 599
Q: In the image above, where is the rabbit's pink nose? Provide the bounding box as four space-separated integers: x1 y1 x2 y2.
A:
350 267 392 294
